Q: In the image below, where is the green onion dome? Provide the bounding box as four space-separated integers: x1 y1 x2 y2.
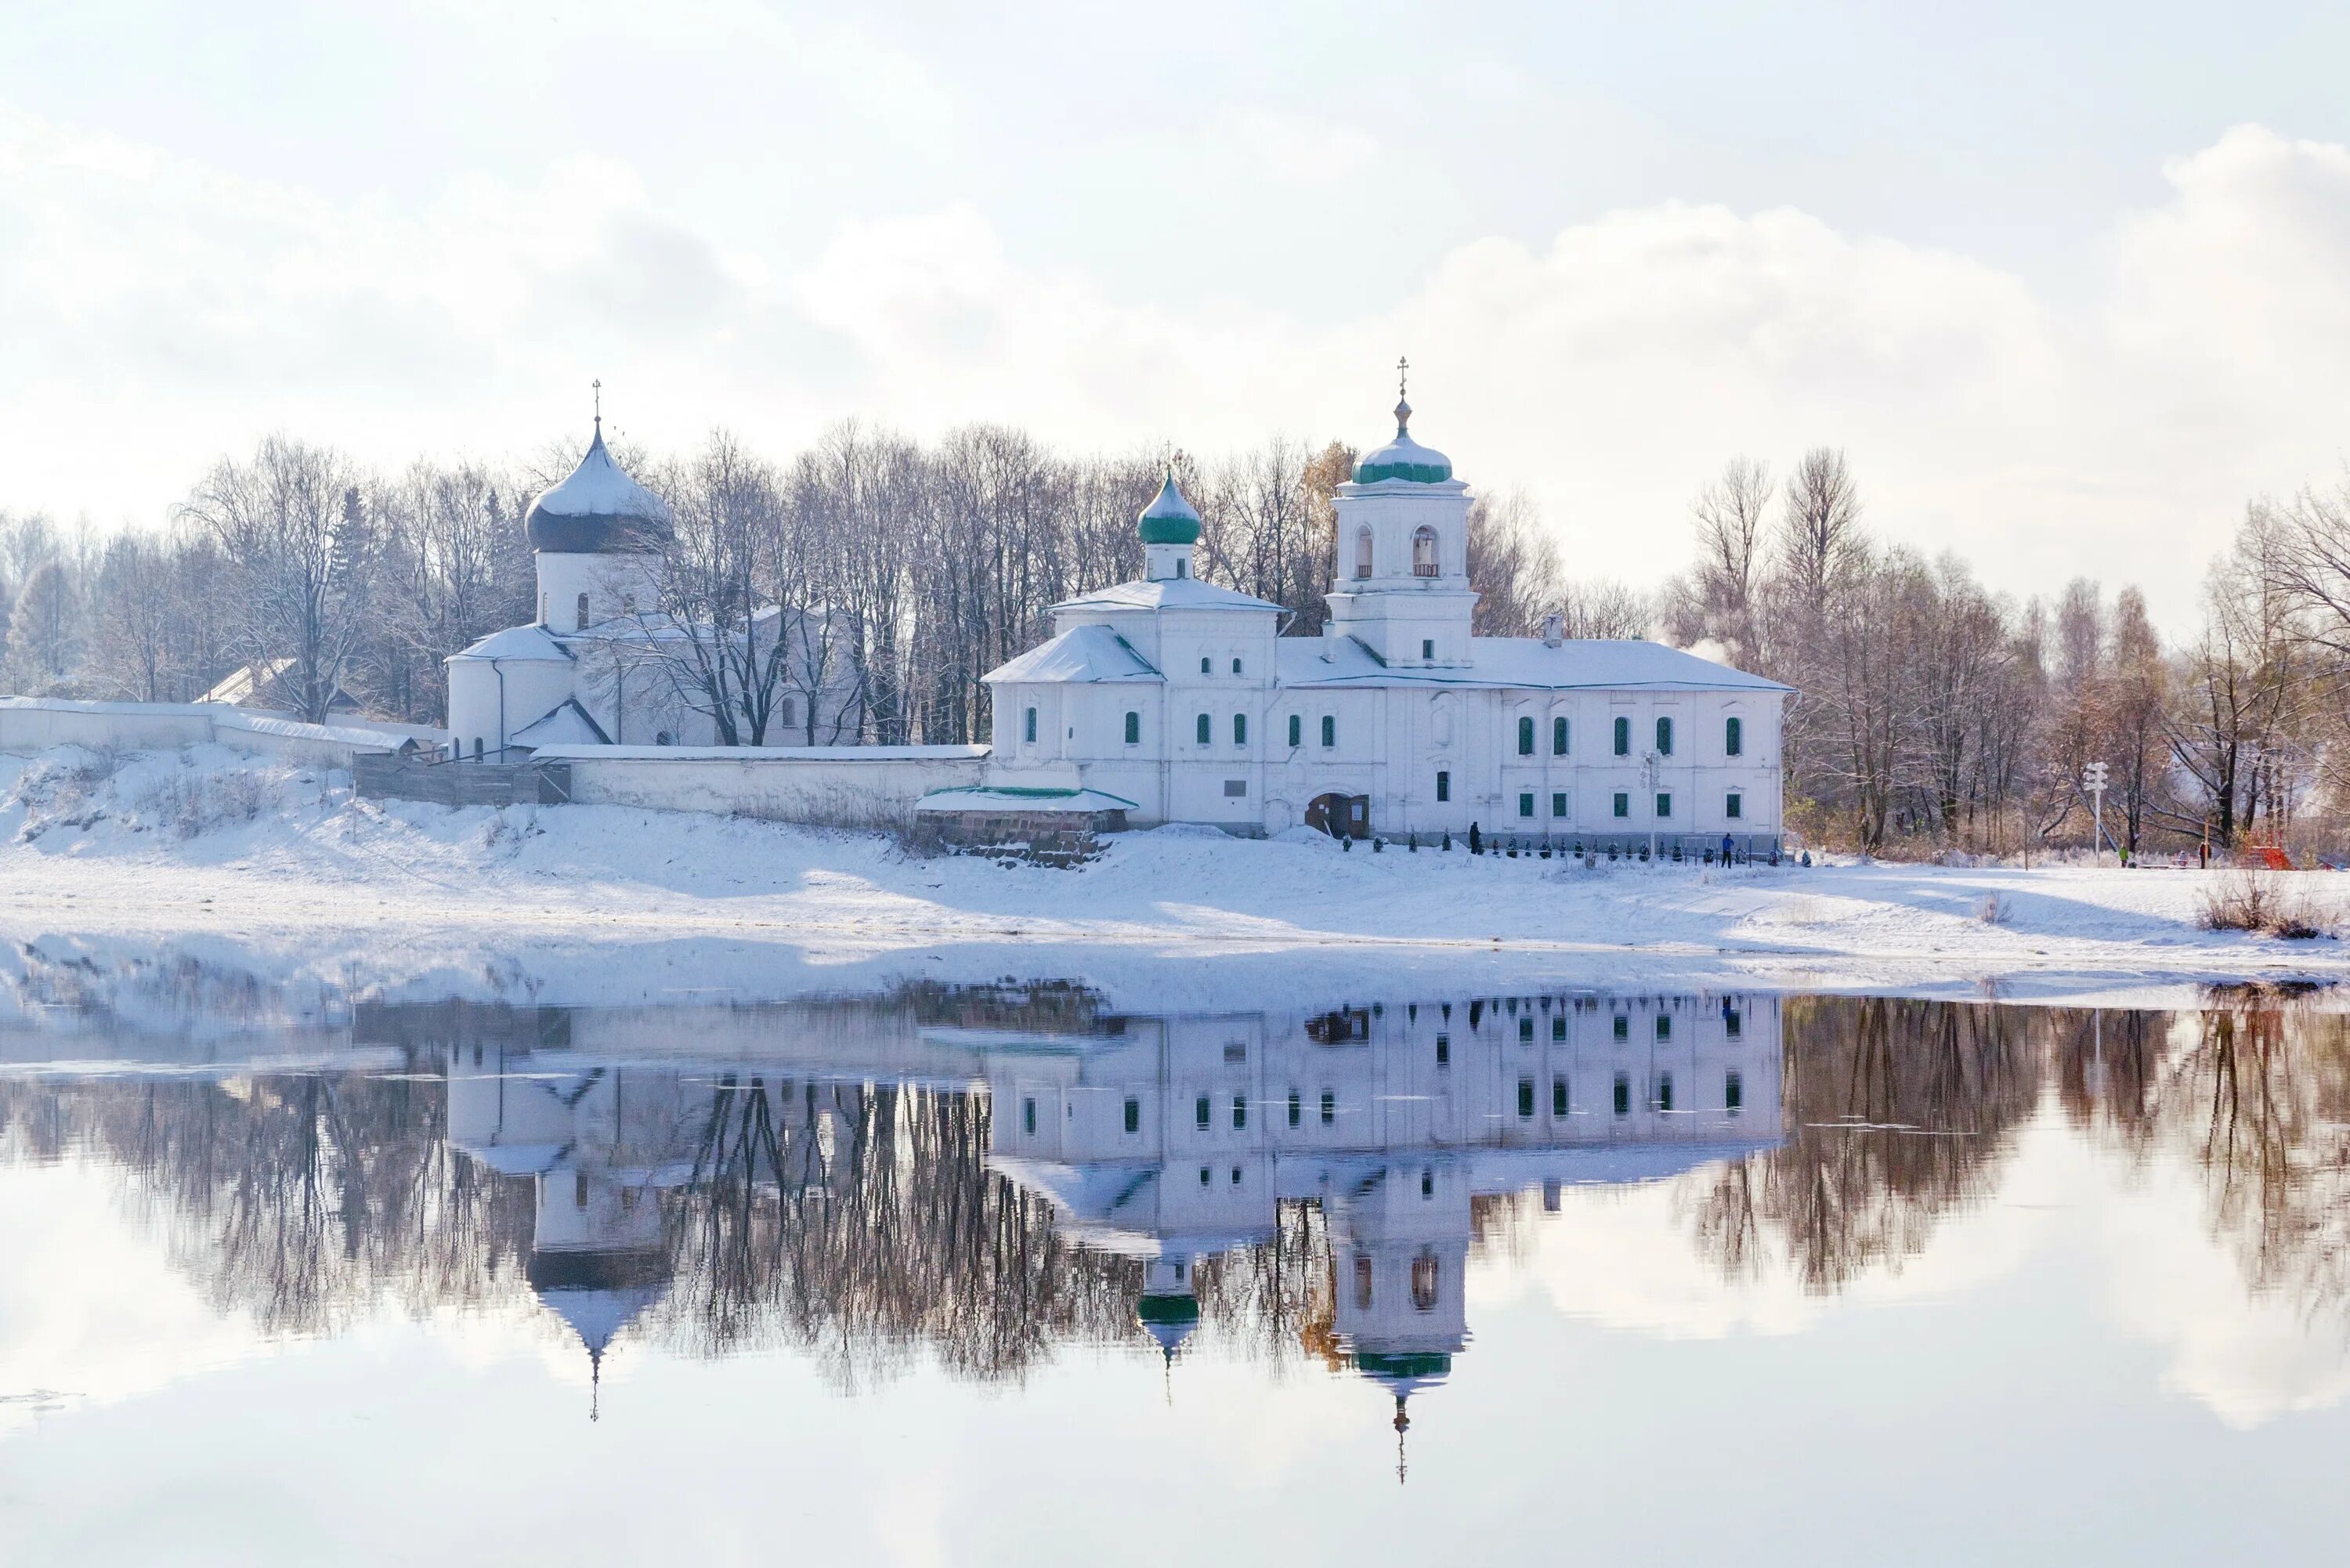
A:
1353 399 1453 485
1137 470 1203 545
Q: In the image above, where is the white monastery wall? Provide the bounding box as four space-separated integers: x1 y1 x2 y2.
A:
540 743 988 829
0 698 413 765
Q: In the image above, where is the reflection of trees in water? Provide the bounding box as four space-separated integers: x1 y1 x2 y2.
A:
2092 992 2350 1335
1693 998 2042 1292
0 1062 532 1334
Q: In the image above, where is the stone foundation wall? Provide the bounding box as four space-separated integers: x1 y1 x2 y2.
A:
913 807 1130 866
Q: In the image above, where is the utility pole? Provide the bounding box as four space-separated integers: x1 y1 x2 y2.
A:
1640 750 1661 862
2083 761 2110 865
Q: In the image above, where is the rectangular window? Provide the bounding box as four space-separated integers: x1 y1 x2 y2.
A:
1655 1014 1672 1042
1289 714 1302 746
1656 716 1674 756
1435 1034 1450 1066
1022 1097 1036 1136
1655 792 1672 818
1519 1017 1535 1043
1614 715 1630 755
1023 707 1037 743
1657 1072 1675 1111
1125 710 1141 745
1551 791 1567 818
1612 1014 1629 1042
1725 716 1743 757
1518 717 1535 755
1518 792 1535 818
1517 1078 1536 1118
1195 713 1210 745
1553 1014 1567 1042
1612 792 1629 818
1437 771 1451 803
1553 1077 1569 1116
1321 714 1336 748
1232 1095 1247 1130
1422 638 1435 660
1288 1090 1301 1127
1223 779 1247 797
1726 1071 1744 1113
1195 1095 1211 1130
1320 1090 1336 1125
1725 1007 1743 1040
1124 1097 1141 1133
1553 716 1569 756
1233 713 1247 746
1613 1072 1631 1116
1726 792 1743 819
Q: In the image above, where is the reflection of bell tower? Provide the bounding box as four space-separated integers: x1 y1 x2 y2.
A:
1329 1160 1471 1476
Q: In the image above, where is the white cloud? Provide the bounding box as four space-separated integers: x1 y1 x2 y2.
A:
5 99 2350 627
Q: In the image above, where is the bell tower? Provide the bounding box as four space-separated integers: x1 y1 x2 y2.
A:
1324 367 1478 667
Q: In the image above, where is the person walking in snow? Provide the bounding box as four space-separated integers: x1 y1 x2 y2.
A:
1468 822 1481 855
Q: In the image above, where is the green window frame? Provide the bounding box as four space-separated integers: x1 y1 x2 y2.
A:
1726 792 1743 819
1656 792 1672 818
1517 1078 1535 1118
1437 771 1451 803
1656 716 1674 756
1124 710 1141 746
1288 714 1301 746
1553 1076 1569 1116
1550 791 1567 817
1195 713 1211 745
1124 1097 1141 1133
1726 1071 1744 1112
1614 715 1630 755
1553 716 1569 755
1321 714 1336 748
1233 713 1247 745
1612 792 1629 818
1023 707 1036 743
1613 1073 1630 1116
1725 715 1743 757
1517 717 1535 755
1518 792 1535 818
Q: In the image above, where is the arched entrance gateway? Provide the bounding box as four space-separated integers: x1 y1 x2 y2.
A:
1306 792 1370 840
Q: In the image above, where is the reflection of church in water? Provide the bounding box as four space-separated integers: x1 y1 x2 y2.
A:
443 989 1782 1440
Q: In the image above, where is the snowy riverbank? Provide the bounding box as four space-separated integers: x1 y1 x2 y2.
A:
1 745 2345 1013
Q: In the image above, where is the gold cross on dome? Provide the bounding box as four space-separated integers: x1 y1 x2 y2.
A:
1396 356 1409 399
592 378 602 427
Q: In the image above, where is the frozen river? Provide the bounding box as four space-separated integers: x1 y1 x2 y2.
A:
1 956 2345 1565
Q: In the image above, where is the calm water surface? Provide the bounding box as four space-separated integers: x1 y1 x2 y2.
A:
2 969 2346 1565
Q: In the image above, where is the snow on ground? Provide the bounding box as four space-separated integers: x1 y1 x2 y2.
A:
0 746 2345 1015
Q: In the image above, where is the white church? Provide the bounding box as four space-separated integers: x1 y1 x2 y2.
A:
976 390 1790 851
444 415 860 759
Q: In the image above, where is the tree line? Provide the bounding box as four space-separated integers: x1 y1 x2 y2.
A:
5 420 2348 854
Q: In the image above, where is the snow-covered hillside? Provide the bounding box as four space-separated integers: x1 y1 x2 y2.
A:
0 746 2342 1012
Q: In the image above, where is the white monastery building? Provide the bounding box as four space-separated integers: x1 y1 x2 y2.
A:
978 393 1791 850
444 414 859 759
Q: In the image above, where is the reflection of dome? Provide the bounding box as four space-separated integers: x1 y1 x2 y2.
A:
1354 1349 1452 1400
528 1245 671 1416
1352 399 1453 485
526 424 675 555
1137 471 1202 545
1137 1289 1201 1361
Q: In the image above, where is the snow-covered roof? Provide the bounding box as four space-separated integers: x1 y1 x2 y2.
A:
447 623 574 663
1350 398 1455 486
982 623 1161 685
526 425 675 555
914 786 1139 815
1051 578 1284 615
1276 635 1793 693
512 699 612 747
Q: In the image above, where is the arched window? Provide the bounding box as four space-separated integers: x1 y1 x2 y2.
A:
1517 716 1535 755
472 737 483 761
1411 1252 1440 1311
1125 711 1141 745
1412 525 1439 577
1232 714 1247 746
1200 656 1212 674
1613 715 1630 756
575 591 590 630
1023 706 1037 744
1656 716 1674 756
1354 1255 1374 1310
1725 715 1744 757
1231 657 1242 675
1354 526 1373 579
1196 713 1211 746
779 697 799 729
1321 714 1336 748
1553 716 1569 755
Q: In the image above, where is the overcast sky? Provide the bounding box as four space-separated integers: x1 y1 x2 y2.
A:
7 0 2350 630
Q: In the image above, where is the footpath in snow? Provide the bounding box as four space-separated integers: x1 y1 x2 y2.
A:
0 745 2343 1012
